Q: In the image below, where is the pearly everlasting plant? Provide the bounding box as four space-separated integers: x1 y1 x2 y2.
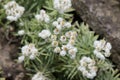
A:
18 43 38 63
15 0 119 79
53 0 72 14
52 17 71 30
38 29 51 39
4 1 25 21
35 9 50 23
78 56 98 79
93 40 112 60
0 0 119 80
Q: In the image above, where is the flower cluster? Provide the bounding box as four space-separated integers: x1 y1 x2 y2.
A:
18 43 38 63
4 1 25 21
32 72 49 80
60 31 78 59
35 9 50 23
53 0 72 13
52 17 71 34
93 40 112 60
78 56 98 79
50 17 77 58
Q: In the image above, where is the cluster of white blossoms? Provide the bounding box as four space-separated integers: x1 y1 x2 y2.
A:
78 56 98 79
93 40 112 60
18 44 38 63
38 29 51 39
53 0 72 13
32 72 49 80
51 17 77 58
52 17 71 33
4 1 25 21
60 31 78 59
35 9 50 23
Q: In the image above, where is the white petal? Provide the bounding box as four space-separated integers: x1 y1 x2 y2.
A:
94 50 105 60
60 50 66 56
18 56 25 63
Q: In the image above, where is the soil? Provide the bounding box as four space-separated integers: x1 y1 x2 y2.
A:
0 27 25 80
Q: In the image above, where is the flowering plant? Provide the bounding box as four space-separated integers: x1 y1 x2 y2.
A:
0 0 120 80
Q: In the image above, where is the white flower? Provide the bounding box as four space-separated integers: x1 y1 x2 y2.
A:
93 50 105 60
53 17 71 30
53 0 72 14
70 36 76 40
21 44 38 60
86 72 96 79
52 21 62 30
35 9 50 23
65 31 77 38
105 42 112 50
66 43 74 50
6 16 18 21
21 45 30 56
78 66 86 72
38 30 51 39
65 31 72 38
56 25 62 30
64 22 71 28
61 45 68 51
18 56 25 63
93 40 112 59
57 17 63 22
54 47 61 53
29 54 36 60
82 70 88 76
80 57 92 64
32 72 48 80
60 50 66 56
52 17 64 30
104 52 111 57
104 42 112 57
70 47 77 53
69 40 75 45
104 42 112 53
4 1 16 9
71 31 77 36
4 1 25 21
53 28 60 34
52 21 58 26
94 40 106 51
78 56 98 79
52 41 58 47
60 35 66 42
51 35 57 41
68 47 77 59
18 30 25 35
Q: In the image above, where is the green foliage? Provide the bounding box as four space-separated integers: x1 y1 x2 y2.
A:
16 0 46 18
0 0 119 80
95 69 120 80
